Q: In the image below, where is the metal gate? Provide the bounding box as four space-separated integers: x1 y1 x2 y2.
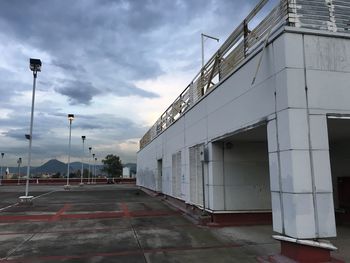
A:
171 152 181 198
189 144 203 206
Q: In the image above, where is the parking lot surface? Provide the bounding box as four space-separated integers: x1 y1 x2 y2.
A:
0 184 348 262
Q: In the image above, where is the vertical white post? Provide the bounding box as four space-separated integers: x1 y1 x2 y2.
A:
92 153 95 184
80 136 85 185
201 33 204 70
0 153 4 186
66 119 72 186
88 147 92 184
94 158 97 184
17 158 21 185
25 72 37 197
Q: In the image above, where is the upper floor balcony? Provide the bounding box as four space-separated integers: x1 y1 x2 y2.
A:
139 0 350 150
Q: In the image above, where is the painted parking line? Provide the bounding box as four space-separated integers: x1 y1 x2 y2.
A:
50 203 72 222
0 204 18 213
0 243 241 262
0 190 59 213
60 211 124 220
0 209 181 222
120 202 131 217
31 190 59 201
0 214 52 222
130 210 179 217
0 223 195 236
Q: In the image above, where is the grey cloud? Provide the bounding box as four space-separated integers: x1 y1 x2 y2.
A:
107 83 159 98
51 60 86 74
0 108 145 163
55 80 99 105
0 70 29 102
2 129 41 140
0 0 262 165
75 114 146 138
0 0 220 102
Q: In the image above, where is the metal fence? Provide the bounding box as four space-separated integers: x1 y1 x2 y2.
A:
140 0 350 150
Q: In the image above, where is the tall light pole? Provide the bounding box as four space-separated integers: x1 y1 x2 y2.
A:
0 153 4 186
201 33 219 69
65 114 74 190
88 147 92 184
201 33 219 95
92 153 95 184
17 157 22 185
94 157 97 184
80 136 86 186
20 58 41 203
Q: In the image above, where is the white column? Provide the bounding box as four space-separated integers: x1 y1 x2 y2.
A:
207 142 225 210
268 111 336 239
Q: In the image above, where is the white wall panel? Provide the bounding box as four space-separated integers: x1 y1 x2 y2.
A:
137 30 348 239
305 35 350 72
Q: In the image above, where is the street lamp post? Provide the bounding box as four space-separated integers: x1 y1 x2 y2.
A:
20 58 41 203
17 157 22 185
0 153 4 186
80 136 86 186
88 147 92 184
201 33 219 95
65 114 74 190
201 33 219 69
92 153 95 184
94 157 97 184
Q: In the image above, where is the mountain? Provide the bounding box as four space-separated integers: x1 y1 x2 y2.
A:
5 159 136 176
32 159 66 175
70 161 103 174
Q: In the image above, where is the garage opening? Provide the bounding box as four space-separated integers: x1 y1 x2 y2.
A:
208 124 272 225
157 159 162 193
327 117 350 225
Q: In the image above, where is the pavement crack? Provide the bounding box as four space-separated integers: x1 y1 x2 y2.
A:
0 190 58 260
124 202 148 263
1 231 37 260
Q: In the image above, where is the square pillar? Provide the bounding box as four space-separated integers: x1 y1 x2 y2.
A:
267 110 336 239
207 142 225 211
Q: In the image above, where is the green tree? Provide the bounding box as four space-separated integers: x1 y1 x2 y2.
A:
101 154 122 178
83 168 89 178
52 172 61 178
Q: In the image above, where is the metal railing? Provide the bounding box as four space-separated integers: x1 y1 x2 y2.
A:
140 0 350 150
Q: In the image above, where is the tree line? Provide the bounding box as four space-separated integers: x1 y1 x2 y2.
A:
52 154 123 178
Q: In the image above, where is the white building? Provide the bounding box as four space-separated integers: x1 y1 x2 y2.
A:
123 167 131 178
137 0 350 261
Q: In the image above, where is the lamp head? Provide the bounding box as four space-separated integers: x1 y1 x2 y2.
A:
92 153 95 158
68 114 75 121
82 135 86 141
29 58 42 72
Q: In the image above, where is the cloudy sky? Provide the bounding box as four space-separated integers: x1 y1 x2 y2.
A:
0 0 273 167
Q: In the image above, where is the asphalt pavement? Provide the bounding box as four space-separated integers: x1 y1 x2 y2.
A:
0 184 348 262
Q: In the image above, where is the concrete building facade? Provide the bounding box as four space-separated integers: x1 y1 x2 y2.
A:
137 0 350 261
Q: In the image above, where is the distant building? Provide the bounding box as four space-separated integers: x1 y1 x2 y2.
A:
4 167 14 179
123 167 131 178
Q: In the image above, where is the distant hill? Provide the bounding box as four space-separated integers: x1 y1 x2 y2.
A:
6 159 136 176
32 159 66 175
